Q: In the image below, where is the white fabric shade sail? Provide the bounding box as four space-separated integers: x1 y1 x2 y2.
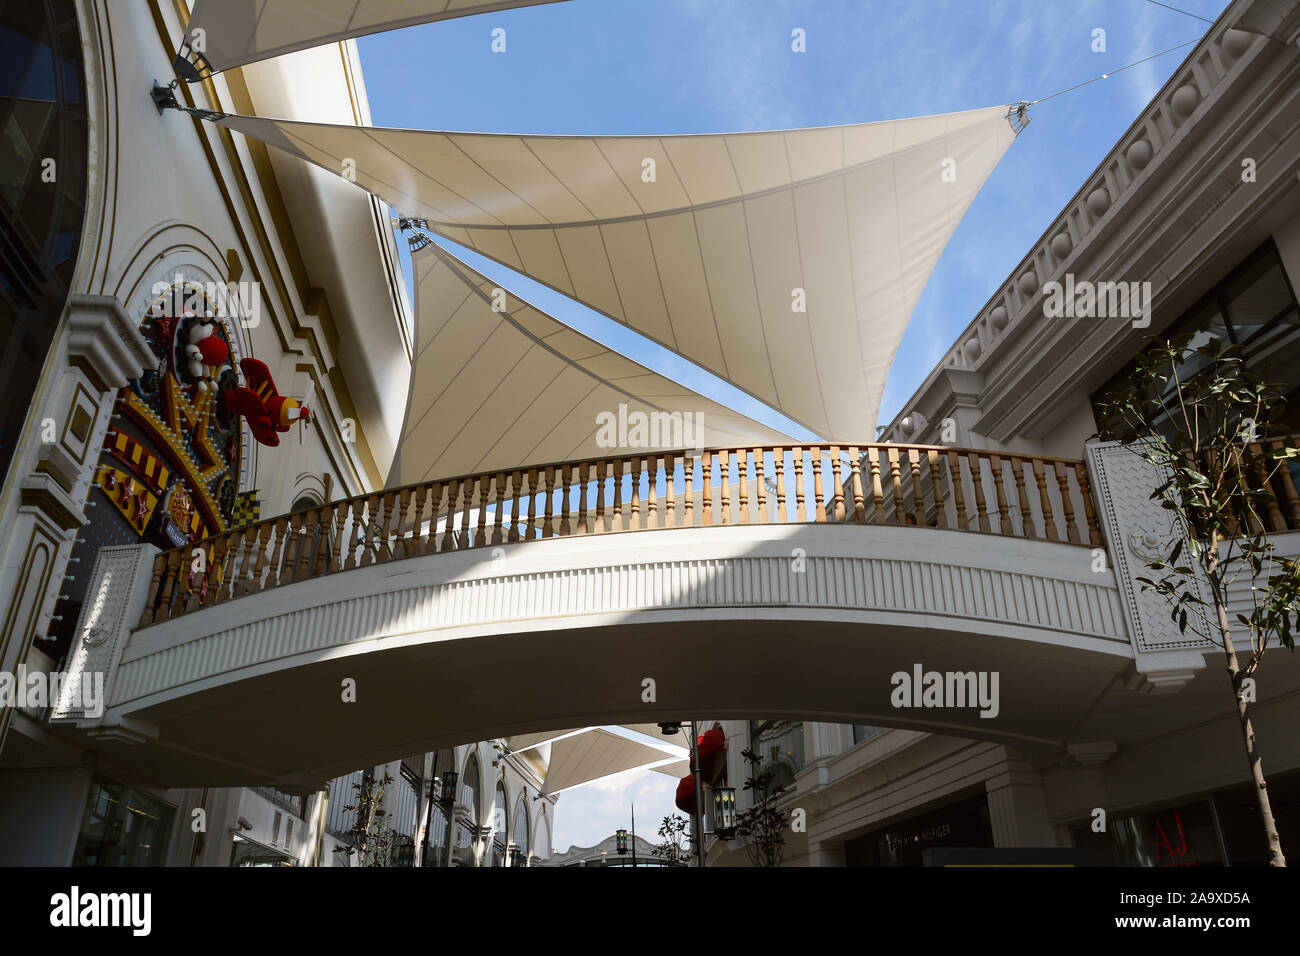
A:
178 0 569 77
388 243 790 485
217 107 1018 438
502 727 684 795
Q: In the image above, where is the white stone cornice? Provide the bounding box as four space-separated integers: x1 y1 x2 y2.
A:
64 294 154 391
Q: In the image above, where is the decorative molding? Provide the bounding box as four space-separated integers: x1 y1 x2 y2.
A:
50 544 159 723
111 534 1127 711
1067 741 1118 767
64 295 154 393
1087 441 1210 692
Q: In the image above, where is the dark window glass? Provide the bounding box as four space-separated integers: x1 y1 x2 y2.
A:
0 0 87 486
73 777 174 867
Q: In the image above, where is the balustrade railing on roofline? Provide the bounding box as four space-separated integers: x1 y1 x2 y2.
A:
140 442 1148 627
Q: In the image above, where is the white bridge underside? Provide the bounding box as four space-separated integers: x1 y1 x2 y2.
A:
82 524 1300 790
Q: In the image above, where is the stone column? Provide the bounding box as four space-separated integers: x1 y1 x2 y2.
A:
985 758 1057 848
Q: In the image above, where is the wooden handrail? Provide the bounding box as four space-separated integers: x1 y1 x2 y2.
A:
138 442 1117 626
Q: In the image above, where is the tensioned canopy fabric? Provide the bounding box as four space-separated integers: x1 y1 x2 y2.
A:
216 107 1018 437
388 243 790 485
504 727 687 794
178 0 568 77
537 728 683 795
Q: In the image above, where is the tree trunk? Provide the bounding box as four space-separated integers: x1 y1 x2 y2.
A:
1215 592 1286 866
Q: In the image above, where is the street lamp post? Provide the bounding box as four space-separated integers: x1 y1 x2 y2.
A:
439 769 458 868
690 720 706 868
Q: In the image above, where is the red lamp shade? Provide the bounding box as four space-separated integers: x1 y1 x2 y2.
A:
196 336 229 368
675 774 696 814
689 727 726 783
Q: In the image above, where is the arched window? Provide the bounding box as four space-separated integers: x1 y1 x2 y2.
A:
458 756 480 853
533 806 550 860
513 793 530 862
491 783 508 866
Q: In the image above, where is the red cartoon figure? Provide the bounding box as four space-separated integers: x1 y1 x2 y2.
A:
221 358 310 447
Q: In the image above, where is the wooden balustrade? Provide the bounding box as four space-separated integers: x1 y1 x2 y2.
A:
137 442 1128 626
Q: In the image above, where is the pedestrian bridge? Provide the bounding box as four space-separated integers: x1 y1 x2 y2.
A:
52 441 1294 790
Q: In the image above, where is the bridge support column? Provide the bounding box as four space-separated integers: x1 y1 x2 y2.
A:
985 759 1057 848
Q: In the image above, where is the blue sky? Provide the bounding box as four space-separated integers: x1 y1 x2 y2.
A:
356 0 1227 853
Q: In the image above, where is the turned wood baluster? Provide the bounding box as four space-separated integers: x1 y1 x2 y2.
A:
524 471 538 541
157 550 182 621
1012 458 1032 537
849 447 865 523
557 466 572 536
754 449 767 523
440 480 459 551
629 457 642 531
831 446 846 522
773 449 787 523
1053 463 1080 543
507 472 522 542
720 450 732 524
647 456 659 529
665 455 677 528
1249 444 1286 533
236 521 261 591
888 448 904 524
595 463 608 534
909 449 925 525
702 451 713 526
1270 438 1300 527
1073 463 1102 546
812 450 826 522
967 454 991 532
612 460 624 531
455 480 472 550
927 450 948 529
946 450 969 531
468 480 485 549
578 464 592 535
421 483 441 553
793 447 806 523
869 448 885 524
139 552 167 626
738 450 750 523
550 466 563 537
268 516 290 585
278 512 303 584
487 475 502 545
204 537 227 606
297 509 320 578
314 502 337 577
989 455 1011 535
407 486 425 556
376 495 395 563
393 489 411 558
683 455 695 527
346 497 365 569
539 468 555 539
1032 459 1058 541
214 532 242 603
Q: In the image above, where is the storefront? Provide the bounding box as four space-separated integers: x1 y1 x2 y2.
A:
1069 767 1300 866
843 789 994 866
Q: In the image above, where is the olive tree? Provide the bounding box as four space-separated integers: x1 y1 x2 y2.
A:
1095 333 1300 866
